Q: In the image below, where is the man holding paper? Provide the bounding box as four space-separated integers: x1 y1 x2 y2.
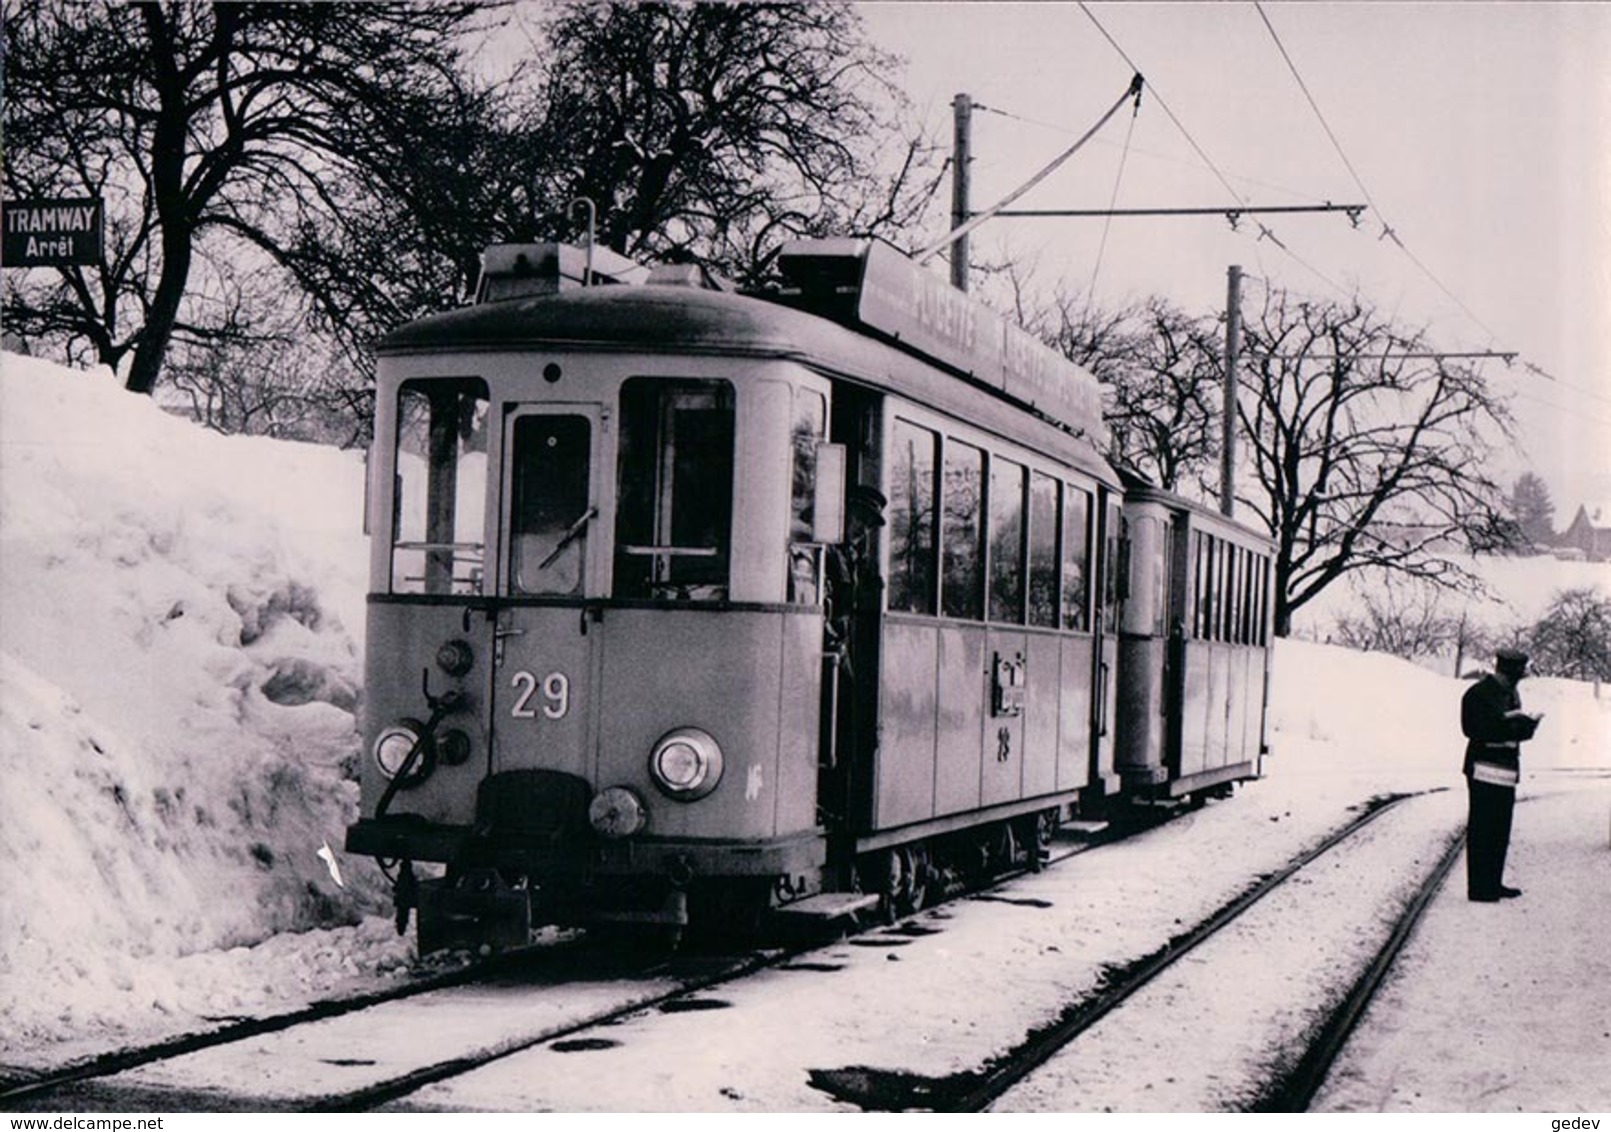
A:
1460 647 1543 902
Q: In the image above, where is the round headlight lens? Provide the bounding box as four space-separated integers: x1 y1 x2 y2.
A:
374 721 433 785
589 785 647 839
648 727 723 801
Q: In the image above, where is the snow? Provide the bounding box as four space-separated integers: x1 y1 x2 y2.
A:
1 350 1608 1112
0 352 403 1055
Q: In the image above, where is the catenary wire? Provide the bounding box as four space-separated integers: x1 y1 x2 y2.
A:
1252 2 1517 358
1076 2 1353 300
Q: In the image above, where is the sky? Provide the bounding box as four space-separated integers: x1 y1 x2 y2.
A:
857 2 1611 514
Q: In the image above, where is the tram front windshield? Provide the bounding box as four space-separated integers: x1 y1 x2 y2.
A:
390 378 488 596
613 377 736 601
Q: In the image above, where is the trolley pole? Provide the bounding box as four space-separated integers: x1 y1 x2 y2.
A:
1220 264 1243 518
951 92 972 291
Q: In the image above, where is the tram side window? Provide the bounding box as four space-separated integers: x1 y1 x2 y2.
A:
940 439 984 620
1102 500 1122 629
1028 472 1060 628
1149 516 1171 637
1231 546 1244 644
1062 486 1091 631
1192 532 1214 640
989 457 1027 623
1250 557 1263 647
888 419 939 614
788 389 828 604
391 379 488 595
614 377 735 601
1217 541 1230 640
1243 550 1256 647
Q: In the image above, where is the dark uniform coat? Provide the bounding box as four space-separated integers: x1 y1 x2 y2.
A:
1459 671 1537 900
1460 672 1535 778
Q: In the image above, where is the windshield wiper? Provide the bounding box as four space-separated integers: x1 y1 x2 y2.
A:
538 506 597 570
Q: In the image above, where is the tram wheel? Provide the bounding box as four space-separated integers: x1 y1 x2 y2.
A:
898 844 930 916
877 848 904 924
1021 810 1054 872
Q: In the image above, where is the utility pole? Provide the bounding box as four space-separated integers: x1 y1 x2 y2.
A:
1221 264 1242 518
950 92 972 291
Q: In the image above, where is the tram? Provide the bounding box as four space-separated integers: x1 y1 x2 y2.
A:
343 238 1273 950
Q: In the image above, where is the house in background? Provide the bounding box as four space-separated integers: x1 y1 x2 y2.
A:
1557 503 1611 561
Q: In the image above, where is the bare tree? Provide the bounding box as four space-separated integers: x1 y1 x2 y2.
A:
1526 588 1611 681
1063 296 1221 493
1236 289 1516 636
1329 573 1463 663
2 0 497 395
527 1 945 283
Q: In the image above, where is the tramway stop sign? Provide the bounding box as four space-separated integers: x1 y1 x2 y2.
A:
2 198 103 267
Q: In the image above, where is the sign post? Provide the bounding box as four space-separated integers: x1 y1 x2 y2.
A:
2 198 104 267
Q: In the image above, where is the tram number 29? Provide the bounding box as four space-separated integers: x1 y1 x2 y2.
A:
510 670 570 720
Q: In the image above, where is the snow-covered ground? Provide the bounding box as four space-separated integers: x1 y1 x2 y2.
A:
1 351 1607 1109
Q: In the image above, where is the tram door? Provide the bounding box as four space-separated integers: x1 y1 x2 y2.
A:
488 406 603 781
1089 488 1123 795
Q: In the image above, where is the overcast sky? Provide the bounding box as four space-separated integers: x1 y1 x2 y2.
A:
859 2 1611 513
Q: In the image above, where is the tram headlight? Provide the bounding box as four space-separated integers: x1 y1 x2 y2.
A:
589 785 647 839
648 727 723 801
373 720 434 786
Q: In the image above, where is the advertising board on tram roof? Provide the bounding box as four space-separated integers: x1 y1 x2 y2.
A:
781 238 1106 443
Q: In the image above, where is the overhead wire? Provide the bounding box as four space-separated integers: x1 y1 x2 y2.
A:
914 74 1143 265
1252 0 1552 379
978 100 1347 206
1076 1 1352 300
1087 90 1142 298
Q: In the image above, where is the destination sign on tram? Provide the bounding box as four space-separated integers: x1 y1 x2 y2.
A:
780 238 1107 443
3 198 103 267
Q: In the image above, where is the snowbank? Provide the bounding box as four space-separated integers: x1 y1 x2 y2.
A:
0 353 383 1047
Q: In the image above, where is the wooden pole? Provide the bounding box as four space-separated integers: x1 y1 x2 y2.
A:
1221 264 1242 517
951 93 972 292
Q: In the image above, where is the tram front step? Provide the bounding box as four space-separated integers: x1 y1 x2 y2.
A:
1061 819 1110 838
774 892 883 920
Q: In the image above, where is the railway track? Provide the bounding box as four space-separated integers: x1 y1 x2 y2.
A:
0 935 777 1112
0 798 1154 1113
811 791 1461 1112
0 947 533 1105
4 791 1469 1113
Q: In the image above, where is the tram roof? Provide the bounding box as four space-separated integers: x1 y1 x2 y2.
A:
1117 469 1275 549
379 272 1118 484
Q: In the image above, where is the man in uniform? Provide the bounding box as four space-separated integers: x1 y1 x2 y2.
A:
820 484 885 835
1460 647 1542 902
